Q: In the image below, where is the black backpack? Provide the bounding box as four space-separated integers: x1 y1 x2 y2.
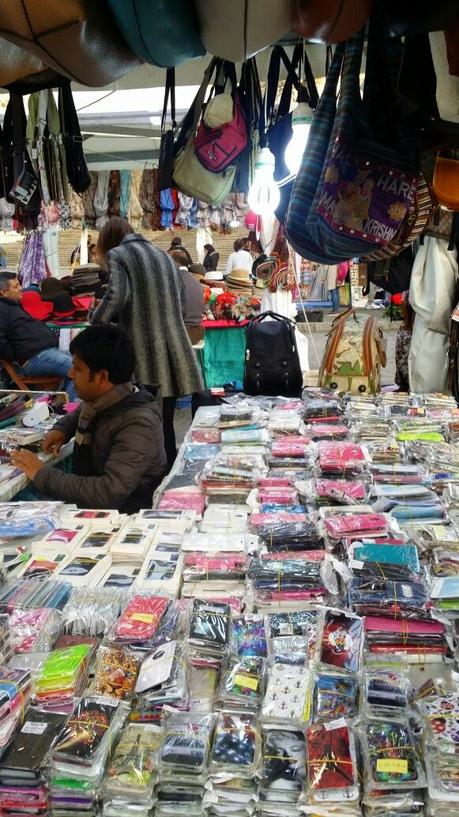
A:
244 311 303 397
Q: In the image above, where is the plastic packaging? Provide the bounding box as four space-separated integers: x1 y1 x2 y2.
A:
210 711 260 776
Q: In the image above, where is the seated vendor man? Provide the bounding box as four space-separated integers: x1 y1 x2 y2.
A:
11 325 167 513
0 271 75 398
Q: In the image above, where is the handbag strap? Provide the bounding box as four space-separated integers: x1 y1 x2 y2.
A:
161 68 176 132
59 81 84 145
334 29 365 132
176 57 223 149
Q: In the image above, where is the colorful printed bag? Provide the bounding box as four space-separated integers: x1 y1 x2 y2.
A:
318 310 386 395
287 30 420 264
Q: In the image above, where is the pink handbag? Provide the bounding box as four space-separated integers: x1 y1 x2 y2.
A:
195 93 248 173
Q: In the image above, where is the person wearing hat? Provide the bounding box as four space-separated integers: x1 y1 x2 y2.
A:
169 250 205 345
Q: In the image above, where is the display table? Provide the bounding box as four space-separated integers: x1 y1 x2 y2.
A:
201 319 248 388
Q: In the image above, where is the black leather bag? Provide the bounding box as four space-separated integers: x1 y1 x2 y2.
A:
376 0 459 36
244 311 303 397
59 82 90 194
157 68 176 192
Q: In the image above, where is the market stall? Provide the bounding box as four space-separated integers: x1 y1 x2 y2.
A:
0 388 454 815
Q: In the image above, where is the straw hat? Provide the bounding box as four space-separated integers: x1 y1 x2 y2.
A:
226 267 253 288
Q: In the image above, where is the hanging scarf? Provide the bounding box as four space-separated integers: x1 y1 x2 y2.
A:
74 383 133 475
17 231 47 288
94 171 110 230
119 170 131 220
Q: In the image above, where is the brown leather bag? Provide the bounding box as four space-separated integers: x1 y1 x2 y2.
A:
0 0 139 87
292 0 371 43
0 37 46 86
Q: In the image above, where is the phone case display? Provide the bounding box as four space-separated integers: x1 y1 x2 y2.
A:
134 640 189 716
262 664 309 723
52 551 111 586
316 610 363 674
188 600 231 666
311 673 359 723
33 645 91 711
216 656 265 712
0 389 456 816
0 669 31 749
104 722 161 801
361 720 426 791
305 721 359 806
261 728 306 804
9 608 62 653
210 712 260 776
63 587 124 637
0 501 63 539
91 646 140 701
110 596 169 648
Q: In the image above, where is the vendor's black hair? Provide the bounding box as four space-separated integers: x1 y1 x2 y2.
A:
70 325 135 384
0 271 17 292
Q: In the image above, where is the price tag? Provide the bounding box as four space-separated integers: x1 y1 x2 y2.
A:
21 721 47 735
376 759 408 774
130 613 155 624
234 673 258 691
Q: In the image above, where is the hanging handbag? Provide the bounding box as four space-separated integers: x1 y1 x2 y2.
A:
107 0 204 67
293 0 371 43
157 69 176 192
195 63 248 173
59 82 91 194
287 31 419 263
0 37 47 87
429 31 459 123
233 58 262 194
374 0 459 37
0 0 139 87
173 60 236 206
244 311 303 397
265 44 319 222
195 0 294 62
432 153 459 210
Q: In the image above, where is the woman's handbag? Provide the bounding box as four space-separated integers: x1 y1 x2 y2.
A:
432 154 459 210
293 0 371 43
0 0 139 86
195 0 294 62
107 0 204 67
157 68 176 192
286 30 420 263
173 60 236 205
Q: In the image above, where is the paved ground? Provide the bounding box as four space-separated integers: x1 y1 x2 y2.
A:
174 313 399 446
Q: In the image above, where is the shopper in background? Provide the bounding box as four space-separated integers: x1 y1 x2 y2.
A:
203 243 220 272
168 235 193 266
0 271 76 399
169 249 205 345
225 238 254 278
395 297 415 392
11 325 167 512
92 217 203 470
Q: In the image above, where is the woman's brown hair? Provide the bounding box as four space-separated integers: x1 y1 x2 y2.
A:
97 217 134 261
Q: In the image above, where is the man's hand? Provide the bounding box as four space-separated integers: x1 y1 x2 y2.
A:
10 449 45 481
42 429 66 455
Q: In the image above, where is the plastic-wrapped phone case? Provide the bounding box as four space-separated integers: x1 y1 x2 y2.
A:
317 610 363 674
312 673 359 723
363 720 425 790
262 664 309 723
104 723 161 798
52 696 127 765
210 712 260 776
261 728 306 797
159 712 215 777
305 720 358 803
91 646 139 701
217 656 265 712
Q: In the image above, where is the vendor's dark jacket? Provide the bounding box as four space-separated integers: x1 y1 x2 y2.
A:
0 298 58 364
33 387 167 513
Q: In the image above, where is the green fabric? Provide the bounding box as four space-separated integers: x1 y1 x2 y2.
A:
202 327 247 388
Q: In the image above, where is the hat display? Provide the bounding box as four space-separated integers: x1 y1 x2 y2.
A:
226 268 252 286
205 271 224 282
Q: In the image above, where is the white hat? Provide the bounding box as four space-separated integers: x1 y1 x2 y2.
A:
205 270 224 282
